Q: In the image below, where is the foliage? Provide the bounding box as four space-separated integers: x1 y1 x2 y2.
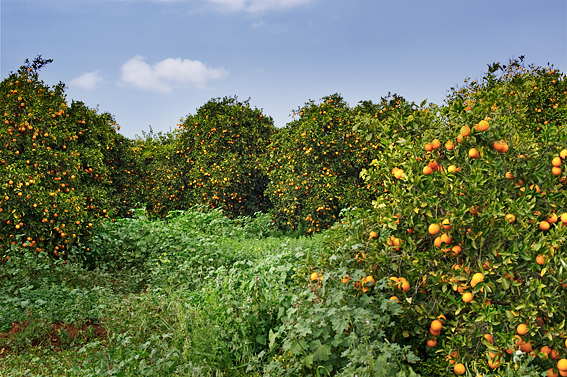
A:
172 96 276 218
0 56 129 265
346 58 567 375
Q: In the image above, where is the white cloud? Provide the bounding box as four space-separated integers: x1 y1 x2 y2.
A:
207 0 312 13
118 55 228 93
69 70 105 90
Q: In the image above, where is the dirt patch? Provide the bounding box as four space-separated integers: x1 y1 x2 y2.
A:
0 319 107 357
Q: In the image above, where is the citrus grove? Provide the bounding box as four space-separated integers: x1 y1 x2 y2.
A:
1 55 566 376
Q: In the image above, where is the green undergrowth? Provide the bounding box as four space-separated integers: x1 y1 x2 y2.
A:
0 207 548 376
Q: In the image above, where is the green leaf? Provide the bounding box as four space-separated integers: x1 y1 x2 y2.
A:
268 329 278 349
311 340 332 362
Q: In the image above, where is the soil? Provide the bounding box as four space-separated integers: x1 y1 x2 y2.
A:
0 319 107 358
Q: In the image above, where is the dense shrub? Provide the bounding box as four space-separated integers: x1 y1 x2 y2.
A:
173 96 276 218
317 58 567 376
0 56 126 263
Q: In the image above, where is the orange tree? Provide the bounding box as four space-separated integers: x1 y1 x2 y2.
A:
127 128 182 218
331 59 567 376
173 96 275 218
0 56 125 264
265 93 433 234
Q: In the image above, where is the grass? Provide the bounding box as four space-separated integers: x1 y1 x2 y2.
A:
0 207 323 376
0 207 547 376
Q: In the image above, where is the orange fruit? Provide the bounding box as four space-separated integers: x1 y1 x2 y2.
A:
442 219 452 230
430 327 441 336
493 141 503 151
400 280 410 292
561 149 567 159
553 157 562 167
456 134 464 143
478 120 489 131
429 160 439 171
342 275 350 284
548 368 559 377
548 213 558 223
552 350 560 360
431 319 443 332
469 148 480 159
451 245 462 256
427 338 437 347
561 213 567 223
505 171 514 179
390 296 399 303
520 342 532 353
537 255 546 265
453 363 465 375
460 126 470 137
448 165 457 173
540 221 551 231
487 356 500 369
440 233 452 245
363 275 375 286
484 334 493 344
558 359 567 371
310 272 319 281
499 143 509 153
542 346 552 355
445 140 454 150
471 272 484 284
462 292 473 303
425 143 433 151
431 139 441 149
434 236 443 248
517 323 528 335
429 223 441 235
505 214 516 223
423 166 433 175
369 231 378 239
553 167 562 176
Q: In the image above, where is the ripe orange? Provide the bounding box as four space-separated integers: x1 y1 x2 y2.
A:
369 231 378 239
400 280 410 292
440 233 452 245
442 219 452 230
430 327 441 336
471 272 484 285
553 167 562 176
536 255 546 265
390 296 399 303
487 356 500 369
342 275 350 284
445 140 454 150
451 245 462 256
561 213 567 223
429 160 439 171
540 221 551 231
462 292 473 303
561 149 567 159
453 363 465 375
558 359 567 371
431 139 441 149
427 338 437 347
505 171 514 179
310 272 319 281
429 223 441 235
553 157 562 167
505 214 516 223
548 213 559 224
431 319 443 332
423 166 433 175
363 275 375 286
469 148 480 159
425 143 433 151
484 334 493 344
478 120 489 131
517 323 528 335
448 165 457 173
460 126 470 137
499 143 509 153
548 368 559 377
542 346 552 355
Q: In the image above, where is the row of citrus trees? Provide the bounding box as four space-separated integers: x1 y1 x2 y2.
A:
1 55 567 374
303 58 567 376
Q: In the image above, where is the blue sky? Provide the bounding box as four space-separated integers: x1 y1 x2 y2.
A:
2 0 566 139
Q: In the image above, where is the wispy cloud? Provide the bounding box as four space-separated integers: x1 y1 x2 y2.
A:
206 0 312 13
69 70 105 90
118 55 228 93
